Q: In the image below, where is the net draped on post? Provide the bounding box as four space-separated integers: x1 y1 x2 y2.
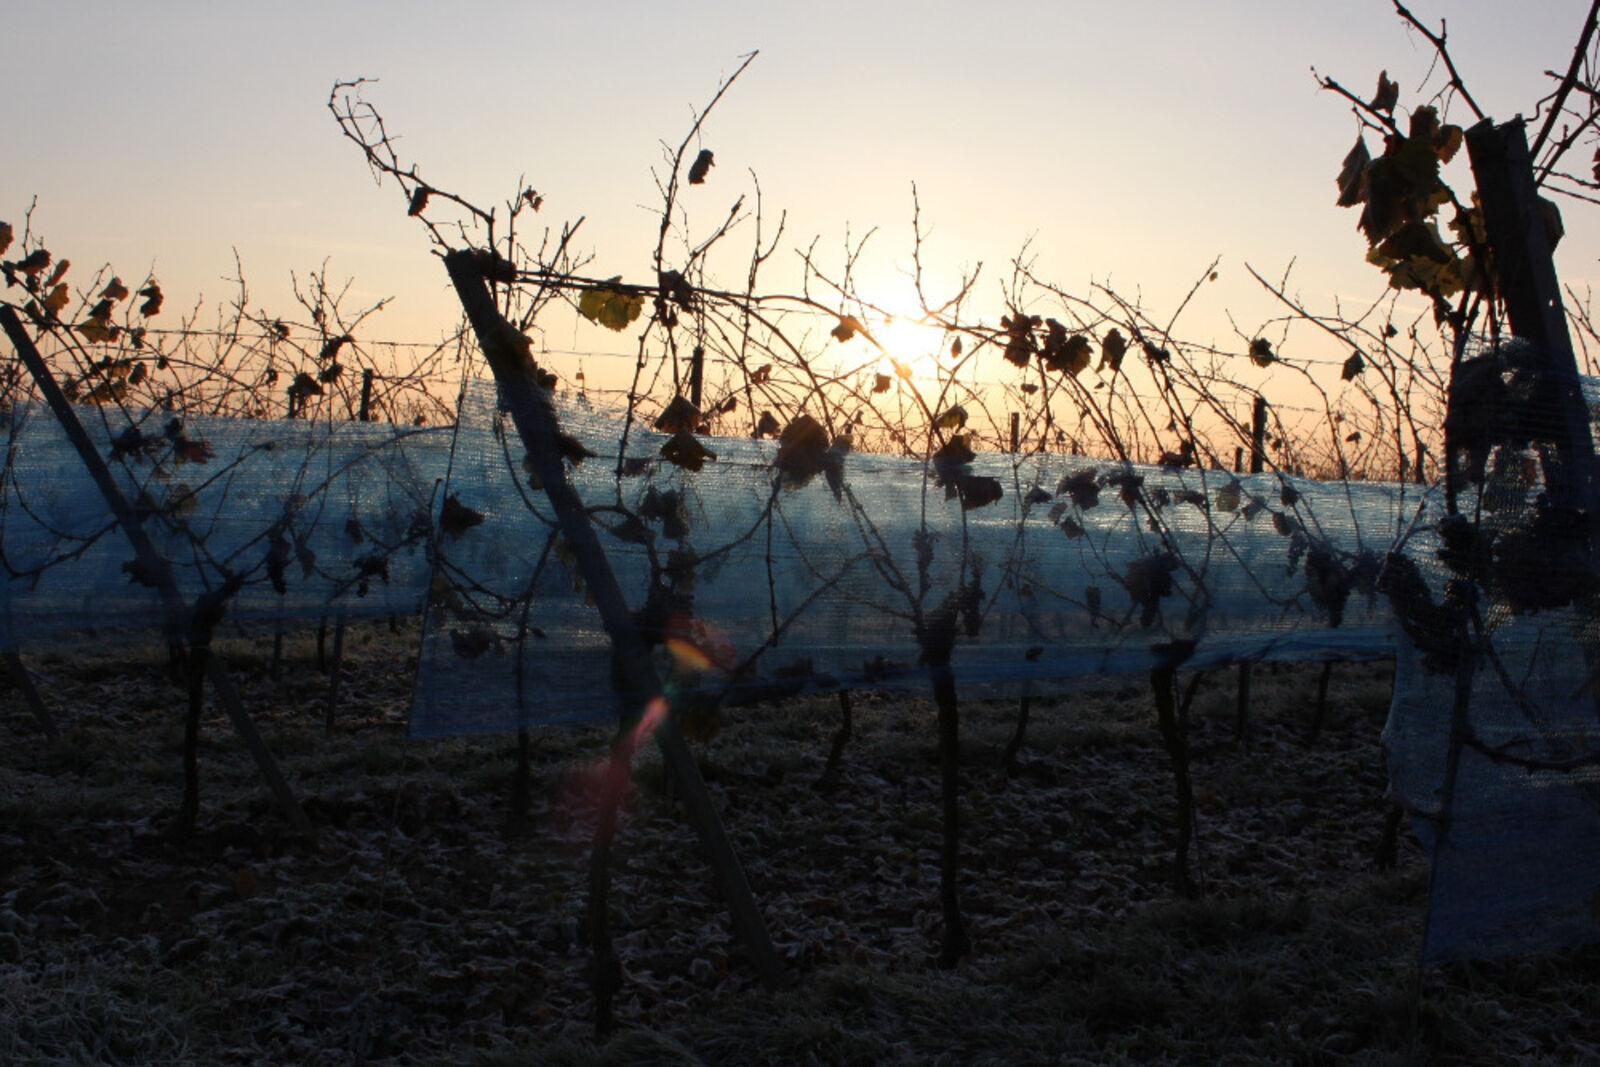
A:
1383 352 1600 962
409 378 1421 736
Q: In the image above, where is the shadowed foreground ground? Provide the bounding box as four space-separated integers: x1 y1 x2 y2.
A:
3 624 1598 1064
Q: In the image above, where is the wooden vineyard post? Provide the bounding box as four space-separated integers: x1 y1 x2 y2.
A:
1465 118 1596 517
441 251 787 993
0 305 312 834
1235 395 1269 745
1394 118 1600 951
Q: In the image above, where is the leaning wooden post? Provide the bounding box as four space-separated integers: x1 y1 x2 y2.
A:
1465 117 1597 517
441 250 786 992
0 305 312 834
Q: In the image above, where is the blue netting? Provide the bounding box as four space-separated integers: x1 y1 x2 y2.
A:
8 348 1600 966
1381 359 1600 961
0 400 451 645
409 379 1424 735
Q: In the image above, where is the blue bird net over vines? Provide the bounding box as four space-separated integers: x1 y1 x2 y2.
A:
0 399 450 646
408 379 1421 736
6 342 1600 965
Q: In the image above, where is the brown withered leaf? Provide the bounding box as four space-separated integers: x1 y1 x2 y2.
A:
660 428 715 471
439 494 485 540
775 414 829 488
654 395 700 434
688 148 715 185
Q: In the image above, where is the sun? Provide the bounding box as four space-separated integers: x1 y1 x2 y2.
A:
867 309 954 381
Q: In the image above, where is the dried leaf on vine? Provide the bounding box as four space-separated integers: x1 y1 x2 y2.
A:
407 186 430 216
44 259 70 289
174 438 214 464
1342 350 1365 380
688 149 715 185
1126 551 1179 628
956 474 1003 510
932 433 975 468
1249 338 1275 367
1371 70 1399 113
654 395 700 434
15 249 50 276
1368 220 1461 297
1058 468 1100 510
658 269 695 308
138 283 163 317
1215 478 1242 512
1336 136 1370 207
1540 196 1564 249
1099 328 1127 373
320 334 352 362
660 428 715 471
872 373 891 393
439 494 485 540
42 283 70 317
0 222 11 258
831 314 867 344
288 372 323 402
775 415 830 488
78 316 118 344
755 411 780 438
451 627 498 660
935 406 968 430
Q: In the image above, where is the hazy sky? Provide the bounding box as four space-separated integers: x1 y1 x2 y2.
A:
7 1 1597 381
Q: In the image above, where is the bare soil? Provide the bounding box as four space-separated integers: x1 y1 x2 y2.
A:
3 622 1599 1064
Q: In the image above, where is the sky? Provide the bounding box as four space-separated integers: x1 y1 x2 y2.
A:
7 1 1599 398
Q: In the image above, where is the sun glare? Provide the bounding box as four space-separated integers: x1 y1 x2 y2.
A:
870 312 953 381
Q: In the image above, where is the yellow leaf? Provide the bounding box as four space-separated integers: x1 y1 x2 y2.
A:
77 319 119 344
577 278 644 332
43 283 70 316
935 406 968 430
